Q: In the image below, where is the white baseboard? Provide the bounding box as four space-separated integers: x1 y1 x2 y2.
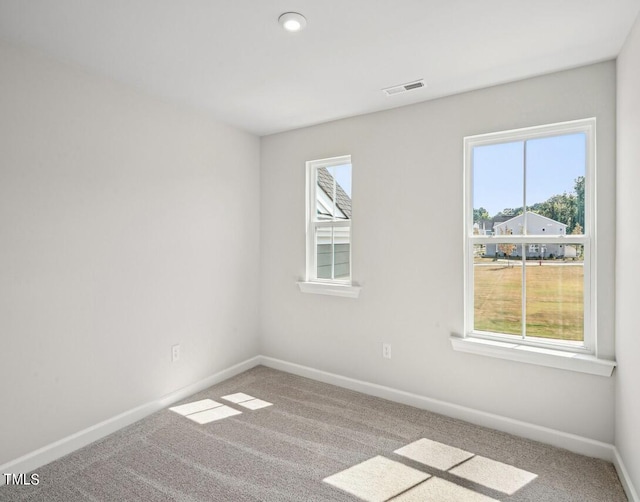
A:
259 355 640 502
613 447 639 502
259 356 614 458
0 355 261 484
2 353 637 502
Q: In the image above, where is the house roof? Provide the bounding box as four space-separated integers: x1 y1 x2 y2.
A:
493 211 567 229
317 167 352 219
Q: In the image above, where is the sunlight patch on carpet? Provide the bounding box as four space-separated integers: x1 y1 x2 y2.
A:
390 476 499 501
169 399 223 416
221 392 255 403
237 398 273 410
323 455 429 502
449 455 537 495
394 438 474 470
222 392 273 410
169 399 241 424
186 405 242 424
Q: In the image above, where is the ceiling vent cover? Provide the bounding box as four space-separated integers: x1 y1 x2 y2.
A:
382 79 426 96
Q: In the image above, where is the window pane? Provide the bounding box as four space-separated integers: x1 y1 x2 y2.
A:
472 141 524 232
473 244 522 336
316 226 350 280
525 244 584 342
316 167 334 220
333 163 352 221
315 164 352 221
333 226 351 279
525 133 585 236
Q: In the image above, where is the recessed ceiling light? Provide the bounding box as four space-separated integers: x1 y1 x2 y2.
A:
278 12 307 32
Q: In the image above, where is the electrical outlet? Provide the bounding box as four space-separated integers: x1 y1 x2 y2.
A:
382 343 392 359
171 344 180 362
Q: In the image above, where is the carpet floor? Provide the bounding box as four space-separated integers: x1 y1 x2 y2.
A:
0 366 627 501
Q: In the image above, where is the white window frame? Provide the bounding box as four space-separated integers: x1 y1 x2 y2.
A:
453 118 615 376
298 155 360 298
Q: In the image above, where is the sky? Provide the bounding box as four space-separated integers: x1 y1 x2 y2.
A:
332 163 352 197
473 132 585 217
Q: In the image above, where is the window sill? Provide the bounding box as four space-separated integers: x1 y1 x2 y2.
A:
297 281 361 298
449 335 616 377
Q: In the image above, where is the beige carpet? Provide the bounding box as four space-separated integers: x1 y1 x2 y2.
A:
0 366 627 501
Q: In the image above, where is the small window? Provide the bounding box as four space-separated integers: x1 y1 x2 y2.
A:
305 155 352 284
464 119 594 351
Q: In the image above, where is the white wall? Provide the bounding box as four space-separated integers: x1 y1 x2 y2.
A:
0 33 624 471
616 13 640 494
260 62 616 443
0 41 260 465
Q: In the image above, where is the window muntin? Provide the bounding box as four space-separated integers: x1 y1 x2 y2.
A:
306 156 352 284
464 119 594 351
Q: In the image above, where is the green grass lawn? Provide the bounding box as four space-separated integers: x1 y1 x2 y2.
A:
474 263 584 341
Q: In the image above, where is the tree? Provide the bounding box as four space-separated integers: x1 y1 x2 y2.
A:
473 207 490 223
570 223 584 259
495 207 521 218
526 176 584 233
528 193 575 229
574 176 585 231
497 228 516 267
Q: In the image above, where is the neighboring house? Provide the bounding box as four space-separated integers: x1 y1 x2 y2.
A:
316 167 351 219
485 211 570 258
316 167 352 278
473 220 491 235
473 214 513 236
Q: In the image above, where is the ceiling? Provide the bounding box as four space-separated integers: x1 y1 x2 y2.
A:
1 1 638 136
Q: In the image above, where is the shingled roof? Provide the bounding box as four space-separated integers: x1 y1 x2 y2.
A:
317 167 352 219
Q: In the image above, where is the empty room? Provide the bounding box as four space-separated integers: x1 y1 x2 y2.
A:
1 1 639 501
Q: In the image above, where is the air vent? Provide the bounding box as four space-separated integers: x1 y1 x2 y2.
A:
382 79 426 96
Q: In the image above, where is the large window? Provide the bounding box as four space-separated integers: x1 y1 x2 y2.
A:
305 155 353 284
464 119 595 351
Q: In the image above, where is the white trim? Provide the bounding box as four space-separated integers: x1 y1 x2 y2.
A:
2 354 635 501
314 219 351 228
266 359 635 502
449 334 616 376
464 118 597 352
297 281 361 298
464 117 597 147
471 235 588 244
307 155 352 170
305 154 353 285
0 356 261 484
259 356 614 459
613 447 640 502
